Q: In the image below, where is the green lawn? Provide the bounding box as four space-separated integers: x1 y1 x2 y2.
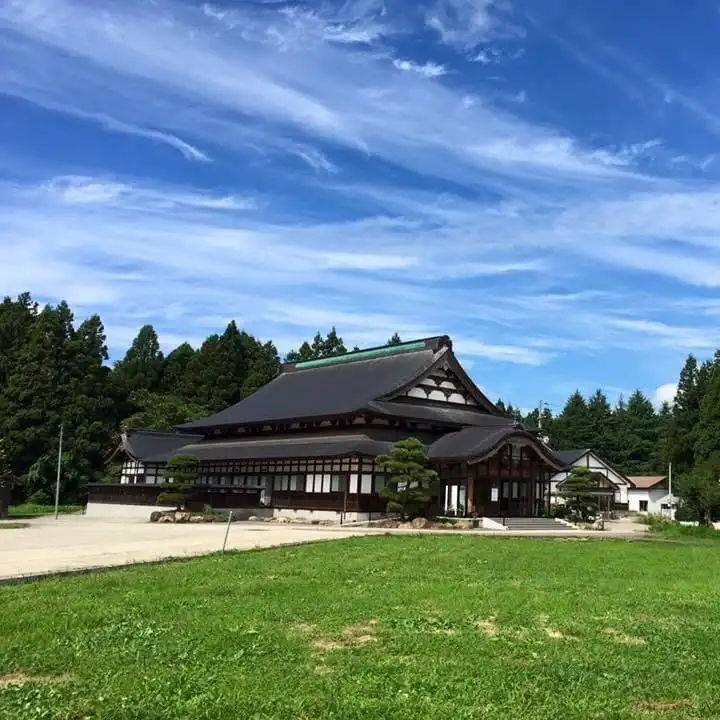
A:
1 536 719 719
7 504 83 518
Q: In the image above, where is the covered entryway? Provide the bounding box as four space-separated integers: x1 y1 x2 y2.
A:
429 425 566 518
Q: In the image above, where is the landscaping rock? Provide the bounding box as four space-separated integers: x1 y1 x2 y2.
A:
248 515 260 521
158 515 173 523
411 517 430 529
149 511 161 523
174 512 191 524
189 515 204 523
399 522 414 530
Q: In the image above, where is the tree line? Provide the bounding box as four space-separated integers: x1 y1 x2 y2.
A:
1 292 719 515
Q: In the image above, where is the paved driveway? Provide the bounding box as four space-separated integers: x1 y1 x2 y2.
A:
0 515 364 581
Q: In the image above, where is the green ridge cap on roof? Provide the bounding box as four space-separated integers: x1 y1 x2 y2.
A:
293 340 428 369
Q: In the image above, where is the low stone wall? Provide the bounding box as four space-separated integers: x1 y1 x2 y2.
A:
271 508 370 523
85 503 158 520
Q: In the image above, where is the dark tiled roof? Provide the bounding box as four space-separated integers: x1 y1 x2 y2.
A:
144 434 394 463
428 426 566 469
367 400 512 427
553 449 590 466
178 336 501 431
122 429 203 461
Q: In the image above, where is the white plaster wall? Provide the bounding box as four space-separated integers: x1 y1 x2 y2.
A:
628 488 670 514
550 454 630 504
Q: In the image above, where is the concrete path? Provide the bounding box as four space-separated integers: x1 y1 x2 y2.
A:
0 515 649 582
0 515 364 582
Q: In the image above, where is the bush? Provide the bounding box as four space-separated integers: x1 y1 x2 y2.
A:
649 523 720 540
26 489 51 505
635 513 668 526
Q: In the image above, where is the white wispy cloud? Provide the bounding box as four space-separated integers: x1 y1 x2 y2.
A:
393 59 448 77
425 0 522 51
40 176 256 211
2 0 720 409
0 0 647 186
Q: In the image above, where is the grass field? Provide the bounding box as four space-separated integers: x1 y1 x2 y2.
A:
7 504 83 518
1 535 719 719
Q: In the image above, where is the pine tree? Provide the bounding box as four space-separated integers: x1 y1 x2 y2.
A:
557 466 599 522
694 361 720 464
0 293 38 389
159 342 196 396
387 333 402 346
113 325 163 395
586 390 613 460
375 437 439 519
654 401 673 473
552 391 592 450
666 355 704 472
0 302 74 478
59 315 119 498
285 328 347 363
615 390 658 474
240 340 281 398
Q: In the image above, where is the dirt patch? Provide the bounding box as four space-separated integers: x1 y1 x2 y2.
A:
475 616 499 637
292 623 317 635
634 699 692 711
311 619 379 651
605 628 646 645
310 639 345 651
545 628 565 640
0 672 73 687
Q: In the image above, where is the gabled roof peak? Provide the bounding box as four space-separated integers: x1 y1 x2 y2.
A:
284 335 451 372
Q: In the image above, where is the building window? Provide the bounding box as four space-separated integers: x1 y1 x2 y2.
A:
373 474 387 493
639 500 649 512
330 474 346 492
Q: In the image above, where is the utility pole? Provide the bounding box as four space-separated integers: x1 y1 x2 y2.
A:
54 423 63 520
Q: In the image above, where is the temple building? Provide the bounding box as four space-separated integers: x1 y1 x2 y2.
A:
89 336 566 521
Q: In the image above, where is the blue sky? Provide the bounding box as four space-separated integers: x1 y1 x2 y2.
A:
2 0 720 413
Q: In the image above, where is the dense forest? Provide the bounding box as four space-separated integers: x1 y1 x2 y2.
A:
0 292 718 507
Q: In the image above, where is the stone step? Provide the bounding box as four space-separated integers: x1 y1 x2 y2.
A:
487 518 577 531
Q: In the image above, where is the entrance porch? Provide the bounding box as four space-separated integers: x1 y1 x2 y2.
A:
435 442 559 518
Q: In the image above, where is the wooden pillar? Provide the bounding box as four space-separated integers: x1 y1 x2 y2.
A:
466 462 475 517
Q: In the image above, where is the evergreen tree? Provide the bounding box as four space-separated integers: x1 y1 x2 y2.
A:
375 437 439 519
676 453 720 525
0 439 18 519
586 390 613 460
614 390 658 475
505 403 523 422
556 466 599 522
113 325 163 396
654 401 673 473
387 333 402 346
0 302 74 478
0 304 116 501
285 328 347 363
122 391 210 431
240 340 281 398
495 398 508 414
552 391 592 450
0 293 37 388
60 315 119 498
159 342 196 396
158 453 200 510
694 361 720 464
666 355 703 472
